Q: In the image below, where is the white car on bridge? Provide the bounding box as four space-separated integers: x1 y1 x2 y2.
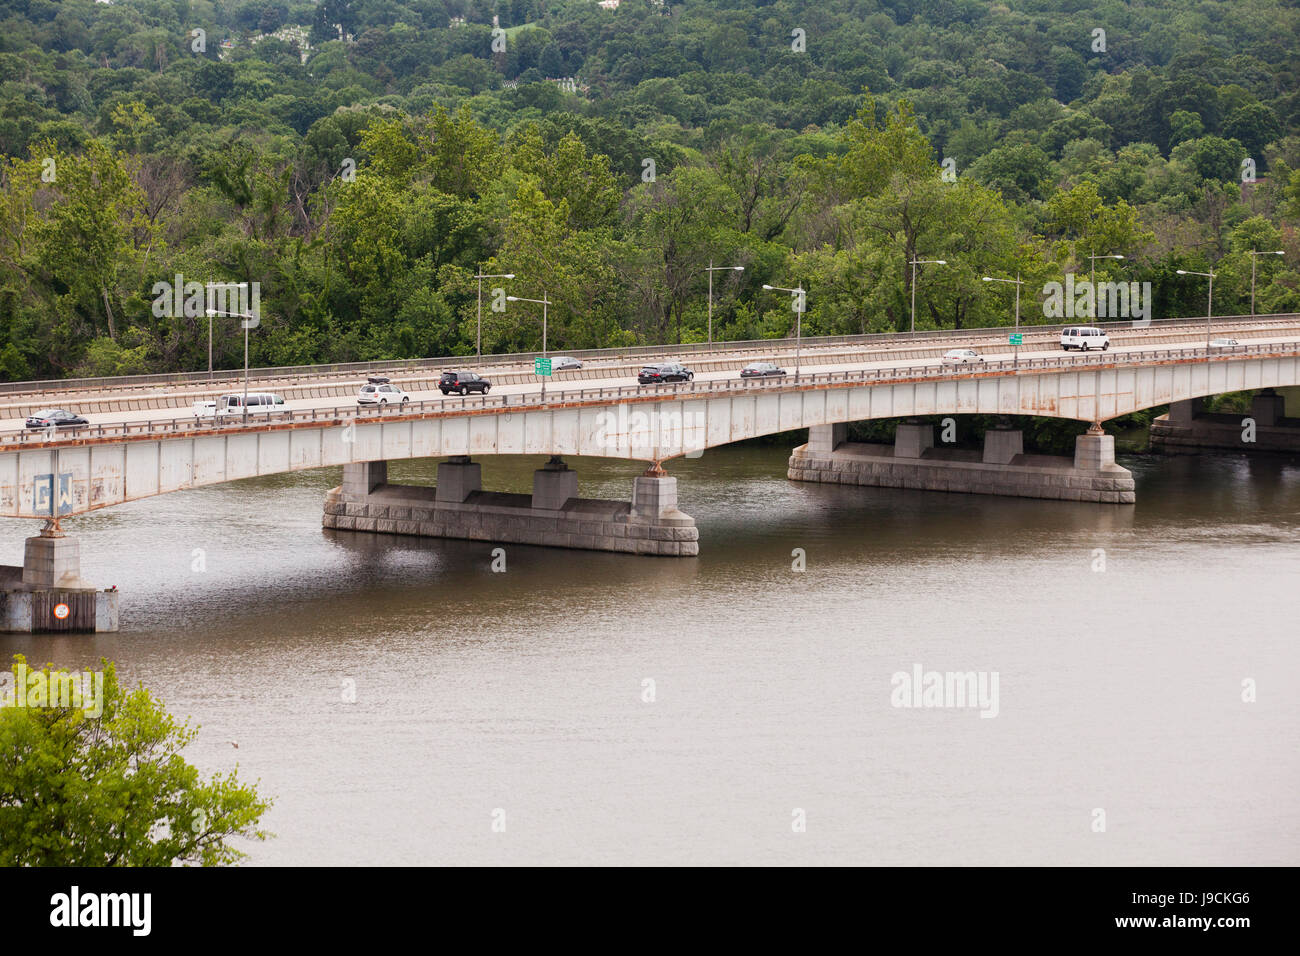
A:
941 348 985 366
1060 326 1110 351
194 393 288 418
358 377 410 406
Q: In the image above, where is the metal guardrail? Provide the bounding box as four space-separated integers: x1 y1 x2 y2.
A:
2 341 1291 448
2 313 1297 398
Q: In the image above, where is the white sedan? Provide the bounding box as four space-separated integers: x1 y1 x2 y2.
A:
358 379 410 406
941 348 985 366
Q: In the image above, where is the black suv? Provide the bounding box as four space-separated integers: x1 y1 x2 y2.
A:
638 362 694 384
440 371 491 396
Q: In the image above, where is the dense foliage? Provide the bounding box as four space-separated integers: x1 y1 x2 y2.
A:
1 0 1297 381
0 656 270 865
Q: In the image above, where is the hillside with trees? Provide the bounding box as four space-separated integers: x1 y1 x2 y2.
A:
0 0 1297 380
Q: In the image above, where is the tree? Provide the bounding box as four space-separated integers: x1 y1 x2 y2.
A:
837 91 937 200
968 143 1055 204
1171 135 1247 183
0 657 271 866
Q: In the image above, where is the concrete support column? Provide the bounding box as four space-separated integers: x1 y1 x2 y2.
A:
22 533 82 589
436 456 481 503
632 475 678 519
807 423 847 454
1074 426 1116 471
342 460 387 496
1251 390 1284 427
982 428 1024 465
532 458 578 511
1168 399 1203 426
894 421 934 459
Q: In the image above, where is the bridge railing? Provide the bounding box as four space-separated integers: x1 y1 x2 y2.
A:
1 340 1295 447
2 313 1297 398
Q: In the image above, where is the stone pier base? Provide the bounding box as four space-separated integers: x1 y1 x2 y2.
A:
1150 392 1300 454
324 460 698 556
1 531 119 633
790 425 1135 503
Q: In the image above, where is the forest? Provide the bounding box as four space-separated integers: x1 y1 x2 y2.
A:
0 0 1297 381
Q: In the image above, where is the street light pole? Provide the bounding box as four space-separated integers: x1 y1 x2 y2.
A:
1087 254 1124 320
1248 250 1285 317
704 262 744 347
1176 268 1217 353
506 292 552 400
204 281 248 381
474 270 515 361
205 299 256 418
762 283 806 380
909 258 947 334
981 273 1025 368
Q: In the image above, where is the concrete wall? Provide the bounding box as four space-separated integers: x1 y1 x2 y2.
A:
323 471 698 556
789 441 1136 503
1151 391 1300 453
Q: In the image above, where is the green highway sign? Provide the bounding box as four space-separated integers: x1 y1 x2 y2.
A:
1009 333 1023 345
534 356 552 375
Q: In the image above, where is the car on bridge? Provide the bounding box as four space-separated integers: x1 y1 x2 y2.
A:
1060 326 1110 351
440 370 491 395
358 377 410 406
25 408 89 429
206 393 288 418
740 361 787 378
1210 338 1241 348
550 356 583 371
941 348 985 366
638 362 694 384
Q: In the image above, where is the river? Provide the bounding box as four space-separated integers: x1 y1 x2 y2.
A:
3 445 1297 865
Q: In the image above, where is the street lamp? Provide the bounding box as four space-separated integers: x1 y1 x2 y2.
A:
1247 250 1284 317
205 305 257 418
704 262 744 346
474 269 515 360
762 282 806 379
1176 268 1217 353
506 292 551 399
204 281 247 381
909 258 946 334
1087 254 1124 320
981 273 1025 368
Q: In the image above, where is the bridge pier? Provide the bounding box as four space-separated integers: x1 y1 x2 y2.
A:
789 422 1135 503
0 521 119 633
1151 389 1300 453
324 458 698 556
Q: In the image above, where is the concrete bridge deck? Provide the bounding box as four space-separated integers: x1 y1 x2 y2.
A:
3 314 1297 420
0 338 1295 515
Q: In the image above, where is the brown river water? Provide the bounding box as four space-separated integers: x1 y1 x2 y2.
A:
2 445 1297 865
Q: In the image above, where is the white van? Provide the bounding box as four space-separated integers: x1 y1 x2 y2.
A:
206 392 288 417
1060 326 1110 351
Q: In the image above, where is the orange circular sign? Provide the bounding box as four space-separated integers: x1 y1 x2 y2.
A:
53 603 70 620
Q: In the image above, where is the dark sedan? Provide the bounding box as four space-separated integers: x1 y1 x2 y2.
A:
739 361 787 378
26 408 89 429
638 362 694 384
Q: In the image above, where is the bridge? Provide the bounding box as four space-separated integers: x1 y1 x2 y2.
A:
2 315 1299 631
